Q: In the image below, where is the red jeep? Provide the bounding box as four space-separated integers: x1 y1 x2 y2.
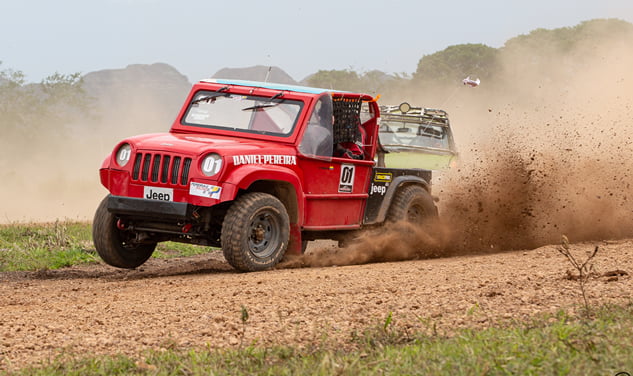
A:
94 79 438 271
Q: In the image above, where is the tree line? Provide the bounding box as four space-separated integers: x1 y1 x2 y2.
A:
307 18 633 98
0 63 92 149
1 18 631 142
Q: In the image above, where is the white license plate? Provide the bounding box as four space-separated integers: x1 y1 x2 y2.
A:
144 186 173 201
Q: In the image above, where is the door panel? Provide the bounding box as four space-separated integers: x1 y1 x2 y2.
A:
299 156 373 228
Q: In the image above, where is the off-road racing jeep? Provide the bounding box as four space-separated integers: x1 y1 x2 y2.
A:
376 102 458 170
94 79 439 272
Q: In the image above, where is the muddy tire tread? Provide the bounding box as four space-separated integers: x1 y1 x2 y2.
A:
387 185 437 224
221 192 289 272
92 196 155 269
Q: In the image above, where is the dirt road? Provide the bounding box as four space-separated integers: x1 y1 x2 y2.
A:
1 240 631 370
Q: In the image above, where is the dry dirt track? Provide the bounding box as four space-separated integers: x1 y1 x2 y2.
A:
1 240 632 371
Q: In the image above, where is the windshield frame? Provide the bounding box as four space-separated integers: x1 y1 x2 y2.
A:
179 90 304 138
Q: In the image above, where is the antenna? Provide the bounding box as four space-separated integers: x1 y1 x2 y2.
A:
264 66 272 83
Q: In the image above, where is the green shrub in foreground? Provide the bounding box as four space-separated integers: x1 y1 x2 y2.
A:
8 303 633 376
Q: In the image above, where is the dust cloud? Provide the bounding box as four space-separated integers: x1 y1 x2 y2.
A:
281 221 446 269
437 30 633 253
298 24 633 267
0 89 180 223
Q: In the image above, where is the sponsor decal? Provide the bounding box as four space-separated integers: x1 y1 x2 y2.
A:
370 183 387 196
189 110 210 121
318 165 335 171
189 182 222 199
338 164 355 193
374 172 392 182
232 155 297 166
144 186 173 201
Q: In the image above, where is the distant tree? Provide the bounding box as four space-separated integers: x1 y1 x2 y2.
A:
305 68 406 95
413 43 499 86
0 63 92 141
357 70 409 96
499 18 633 86
39 72 93 125
0 64 31 129
504 18 633 53
306 69 362 91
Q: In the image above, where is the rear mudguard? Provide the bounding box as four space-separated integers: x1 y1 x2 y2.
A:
363 167 432 224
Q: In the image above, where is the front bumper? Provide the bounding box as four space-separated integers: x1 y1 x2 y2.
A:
107 195 194 220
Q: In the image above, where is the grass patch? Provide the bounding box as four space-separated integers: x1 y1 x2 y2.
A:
154 241 217 259
0 221 96 271
7 303 633 375
0 221 217 272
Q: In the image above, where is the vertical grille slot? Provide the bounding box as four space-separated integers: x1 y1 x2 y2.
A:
132 153 142 180
171 156 182 185
181 158 192 185
141 154 152 181
161 155 171 183
151 155 161 182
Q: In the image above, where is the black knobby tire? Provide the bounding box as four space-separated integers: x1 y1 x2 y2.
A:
387 185 438 225
221 192 290 272
92 196 156 269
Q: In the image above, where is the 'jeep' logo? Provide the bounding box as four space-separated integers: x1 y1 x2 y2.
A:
371 184 387 195
144 186 173 201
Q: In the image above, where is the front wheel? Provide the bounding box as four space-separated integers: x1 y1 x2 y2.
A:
221 193 290 272
92 196 156 269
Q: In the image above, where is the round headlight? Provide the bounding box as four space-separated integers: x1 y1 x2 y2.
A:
115 143 132 167
201 153 223 177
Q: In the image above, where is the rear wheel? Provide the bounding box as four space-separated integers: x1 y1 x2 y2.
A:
221 193 290 272
92 196 156 269
387 185 437 225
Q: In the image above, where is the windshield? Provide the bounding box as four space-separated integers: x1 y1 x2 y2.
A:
182 91 303 136
379 120 451 150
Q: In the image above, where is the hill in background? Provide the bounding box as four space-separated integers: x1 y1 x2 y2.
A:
211 65 297 85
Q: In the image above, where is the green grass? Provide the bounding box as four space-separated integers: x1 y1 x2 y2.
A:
154 241 216 259
0 221 215 272
0 221 96 271
6 303 633 375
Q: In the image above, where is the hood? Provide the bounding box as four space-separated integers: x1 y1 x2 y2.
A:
125 132 296 157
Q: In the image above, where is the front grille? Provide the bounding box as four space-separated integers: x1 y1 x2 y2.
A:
132 152 192 185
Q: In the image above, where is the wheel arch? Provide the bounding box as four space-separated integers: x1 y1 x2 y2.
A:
222 165 304 226
373 176 431 224
242 180 300 224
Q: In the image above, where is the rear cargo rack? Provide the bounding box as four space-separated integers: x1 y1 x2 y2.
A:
379 105 449 126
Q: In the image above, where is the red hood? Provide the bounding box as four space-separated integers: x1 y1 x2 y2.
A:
124 132 296 157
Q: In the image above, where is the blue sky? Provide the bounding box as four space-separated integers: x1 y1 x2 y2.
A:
1 0 632 83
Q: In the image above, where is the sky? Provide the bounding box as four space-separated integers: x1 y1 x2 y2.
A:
1 0 633 83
